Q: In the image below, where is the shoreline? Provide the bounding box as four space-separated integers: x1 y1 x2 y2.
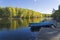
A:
35 20 60 40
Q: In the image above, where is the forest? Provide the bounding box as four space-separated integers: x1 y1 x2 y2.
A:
0 7 51 19
52 5 60 21
0 7 42 18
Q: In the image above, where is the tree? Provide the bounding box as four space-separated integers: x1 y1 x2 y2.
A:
0 7 43 18
52 5 60 21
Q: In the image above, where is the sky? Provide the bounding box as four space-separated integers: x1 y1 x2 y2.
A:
0 0 60 14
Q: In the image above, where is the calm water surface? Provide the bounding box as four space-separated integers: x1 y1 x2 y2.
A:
0 18 57 40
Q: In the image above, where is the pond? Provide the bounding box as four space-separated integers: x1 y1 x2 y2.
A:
0 18 55 40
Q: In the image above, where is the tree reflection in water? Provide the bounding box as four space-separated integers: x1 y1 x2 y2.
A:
0 18 43 30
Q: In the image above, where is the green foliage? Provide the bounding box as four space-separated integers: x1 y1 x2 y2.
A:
0 7 43 18
52 5 60 20
42 14 52 17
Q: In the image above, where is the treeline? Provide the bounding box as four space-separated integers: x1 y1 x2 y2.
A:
0 7 43 19
52 5 60 21
42 14 52 17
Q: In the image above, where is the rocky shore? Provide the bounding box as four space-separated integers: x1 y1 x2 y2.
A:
35 21 60 40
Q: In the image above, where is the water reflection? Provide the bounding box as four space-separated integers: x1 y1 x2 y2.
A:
0 18 42 40
0 18 44 30
0 27 39 40
30 27 41 32
0 19 10 30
